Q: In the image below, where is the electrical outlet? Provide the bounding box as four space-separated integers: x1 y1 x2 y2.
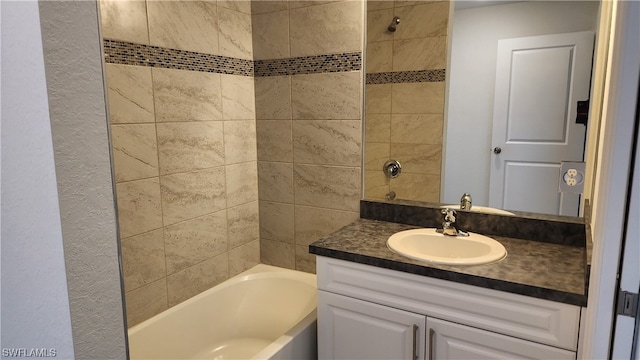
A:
559 162 586 194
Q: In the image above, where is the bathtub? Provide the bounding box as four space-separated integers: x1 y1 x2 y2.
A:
128 264 318 359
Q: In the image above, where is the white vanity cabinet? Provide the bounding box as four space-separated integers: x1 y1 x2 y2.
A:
316 256 581 360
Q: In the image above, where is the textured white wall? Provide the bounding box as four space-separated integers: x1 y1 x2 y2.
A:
37 1 128 358
0 1 75 357
442 1 599 205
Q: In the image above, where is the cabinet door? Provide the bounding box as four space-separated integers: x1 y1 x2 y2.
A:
426 318 575 359
318 290 425 360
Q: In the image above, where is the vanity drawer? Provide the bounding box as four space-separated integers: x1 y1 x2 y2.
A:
316 256 581 351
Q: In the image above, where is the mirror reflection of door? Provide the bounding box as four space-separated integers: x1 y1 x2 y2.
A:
489 31 594 216
442 1 599 216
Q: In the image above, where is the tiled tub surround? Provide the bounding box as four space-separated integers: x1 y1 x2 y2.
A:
309 200 588 306
364 0 449 203
101 0 366 325
253 0 364 274
101 0 259 327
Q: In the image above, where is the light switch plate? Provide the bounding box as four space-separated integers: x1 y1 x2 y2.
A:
559 161 586 194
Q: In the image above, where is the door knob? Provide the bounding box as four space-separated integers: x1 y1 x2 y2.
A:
493 147 502 154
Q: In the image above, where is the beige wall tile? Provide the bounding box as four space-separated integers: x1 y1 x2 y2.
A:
258 161 294 203
294 205 359 246
367 0 394 11
252 0 289 14
365 113 391 142
111 124 159 182
364 169 389 200
293 120 362 166
105 64 154 124
259 201 294 243
225 161 259 207
252 10 290 60
255 76 292 120
147 1 218 54
295 245 316 274
394 2 449 39
218 0 252 14
257 120 293 162
219 7 253 59
395 0 442 7
116 177 163 238
163 211 228 275
224 120 257 164
227 201 260 249
125 279 168 327
157 121 225 175
160 167 226 225
366 41 393 73
365 84 392 114
292 72 361 120
99 0 149 44
390 173 440 202
166 254 229 307
366 8 395 43
365 142 390 170
290 1 363 57
260 239 295 269
390 114 443 144
221 75 256 120
229 240 260 276
391 82 445 114
294 164 361 211
390 143 441 175
120 229 165 291
393 36 447 71
153 68 222 122
290 1 340 9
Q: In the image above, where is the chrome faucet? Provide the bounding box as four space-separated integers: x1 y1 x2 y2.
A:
437 208 469 237
460 193 472 211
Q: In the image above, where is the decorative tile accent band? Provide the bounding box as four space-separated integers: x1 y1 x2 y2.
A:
254 53 362 76
103 39 254 76
103 39 362 77
365 69 446 84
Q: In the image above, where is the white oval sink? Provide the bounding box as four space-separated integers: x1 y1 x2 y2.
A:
387 228 507 265
441 205 514 216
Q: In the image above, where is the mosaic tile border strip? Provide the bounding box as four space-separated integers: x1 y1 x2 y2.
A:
104 39 362 77
365 69 446 84
104 39 253 76
254 53 362 76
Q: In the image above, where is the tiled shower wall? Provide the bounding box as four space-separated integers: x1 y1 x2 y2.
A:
252 1 364 272
100 0 259 326
364 0 449 202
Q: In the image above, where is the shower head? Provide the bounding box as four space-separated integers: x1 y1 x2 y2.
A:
388 16 400 32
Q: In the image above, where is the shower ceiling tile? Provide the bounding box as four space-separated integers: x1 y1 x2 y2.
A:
147 1 218 55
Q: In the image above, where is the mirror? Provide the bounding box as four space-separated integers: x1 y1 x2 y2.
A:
363 0 602 218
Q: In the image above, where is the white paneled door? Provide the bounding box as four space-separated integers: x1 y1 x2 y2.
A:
489 31 594 216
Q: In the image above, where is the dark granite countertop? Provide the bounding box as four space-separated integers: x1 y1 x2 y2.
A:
309 218 587 306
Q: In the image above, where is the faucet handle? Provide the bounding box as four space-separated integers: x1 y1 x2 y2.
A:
441 208 457 223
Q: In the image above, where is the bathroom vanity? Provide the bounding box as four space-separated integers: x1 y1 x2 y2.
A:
309 201 588 359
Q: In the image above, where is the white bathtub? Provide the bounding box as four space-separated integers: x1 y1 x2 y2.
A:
128 264 318 360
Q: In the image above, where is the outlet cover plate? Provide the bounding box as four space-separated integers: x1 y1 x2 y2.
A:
559 161 586 194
